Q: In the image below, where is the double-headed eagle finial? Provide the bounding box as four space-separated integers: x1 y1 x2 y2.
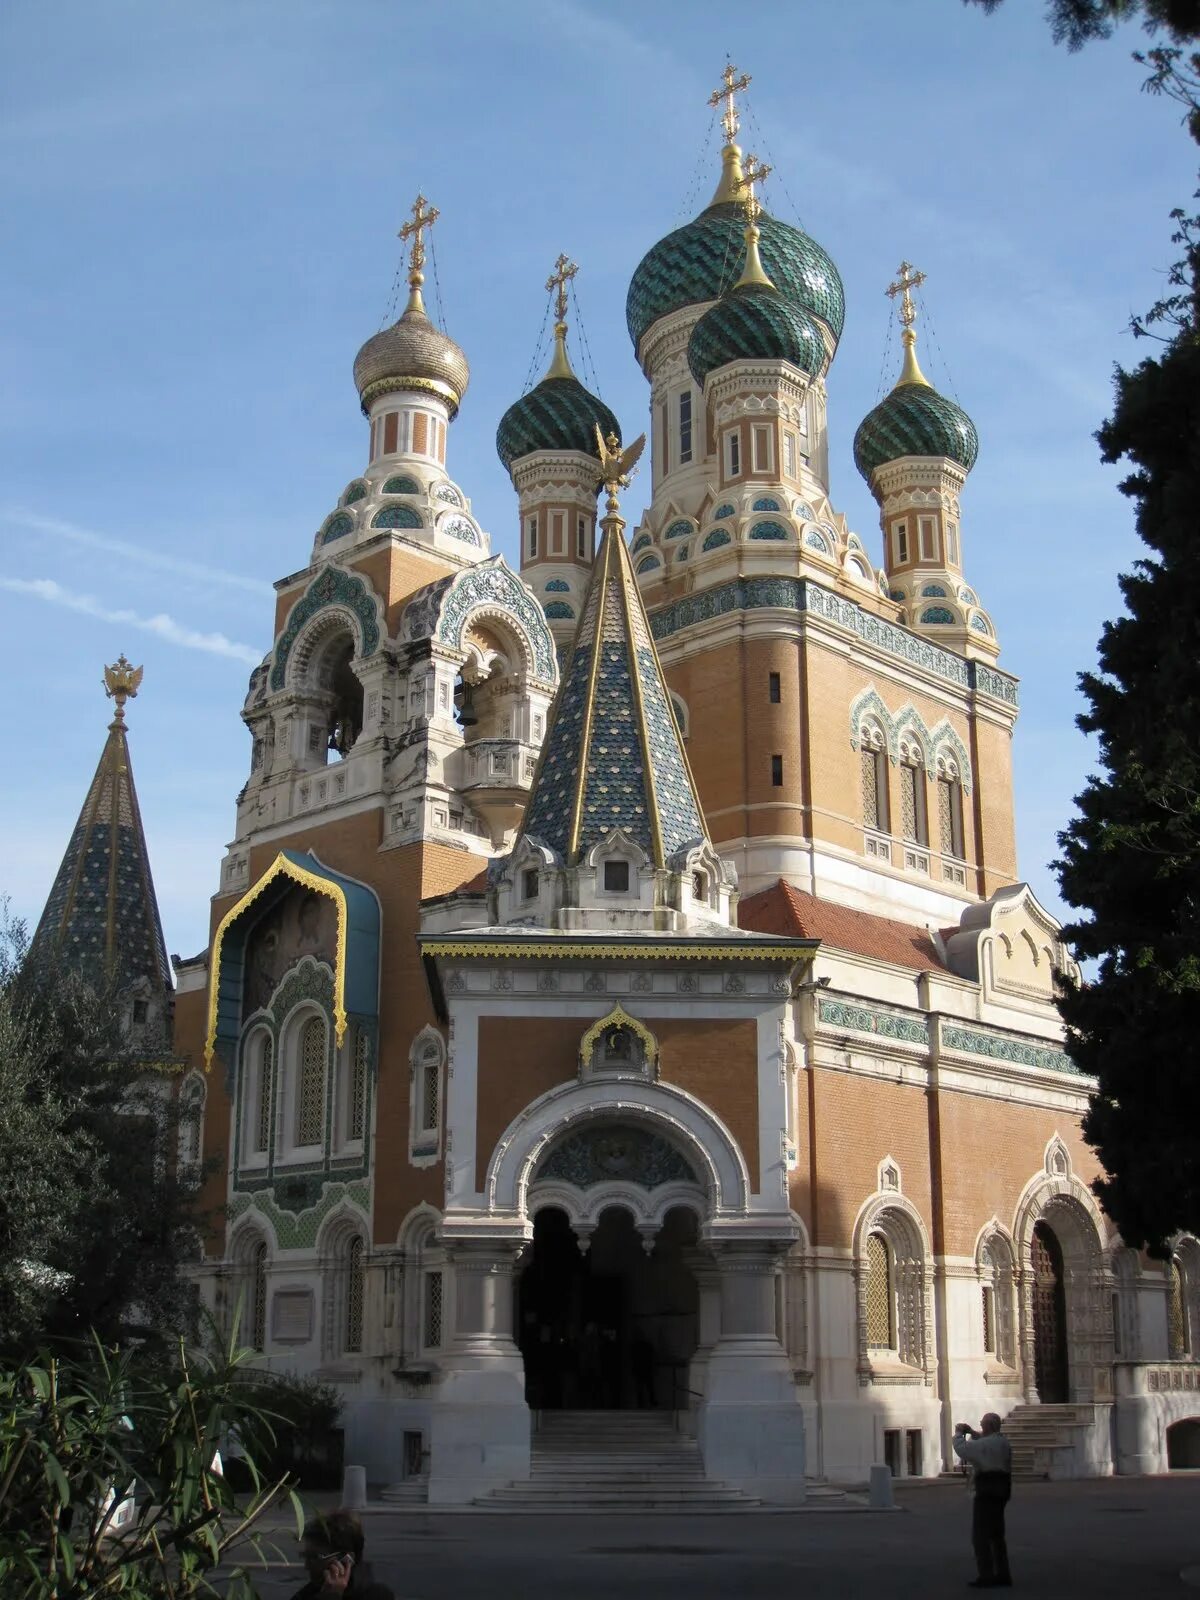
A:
593 424 646 514
103 655 143 724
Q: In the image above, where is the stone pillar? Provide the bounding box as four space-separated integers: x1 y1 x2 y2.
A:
698 1240 806 1503
426 1242 530 1505
685 1250 722 1404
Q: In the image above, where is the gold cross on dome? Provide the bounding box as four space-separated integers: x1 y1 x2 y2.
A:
399 192 439 282
736 154 771 223
546 253 579 322
886 260 926 329
709 61 751 146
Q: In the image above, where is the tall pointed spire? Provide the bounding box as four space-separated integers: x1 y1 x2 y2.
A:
518 438 710 869
30 658 171 994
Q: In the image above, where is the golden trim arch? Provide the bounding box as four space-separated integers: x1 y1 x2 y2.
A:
578 1004 658 1072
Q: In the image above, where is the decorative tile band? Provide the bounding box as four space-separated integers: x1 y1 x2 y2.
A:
940 1023 1083 1077
648 577 1019 706
230 1178 371 1251
818 996 930 1046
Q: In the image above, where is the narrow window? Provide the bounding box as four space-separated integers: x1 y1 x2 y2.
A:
1111 1292 1123 1356
938 776 964 859
551 512 564 555
771 753 784 787
296 1016 326 1147
603 859 630 892
861 746 887 833
783 431 797 478
1169 1261 1189 1358
982 1284 996 1355
866 1233 895 1348
679 391 693 464
254 1035 273 1154
522 867 539 901
946 522 960 566
894 522 909 564
752 425 770 472
250 1241 268 1352
424 1270 443 1348
420 1047 441 1135
577 516 587 558
900 758 927 846
383 412 398 453
768 671 781 704
350 1029 368 1142
659 402 668 474
528 516 539 560
919 516 936 561
345 1236 364 1354
726 430 740 478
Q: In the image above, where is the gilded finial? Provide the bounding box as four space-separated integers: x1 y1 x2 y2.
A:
733 154 774 290
398 192 440 316
103 655 143 726
886 260 930 388
543 253 580 382
594 424 646 520
708 61 751 206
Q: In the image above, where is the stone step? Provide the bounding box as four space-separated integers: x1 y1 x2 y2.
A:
379 1478 429 1504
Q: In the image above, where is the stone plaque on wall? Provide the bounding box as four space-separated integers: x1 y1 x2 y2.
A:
272 1288 314 1344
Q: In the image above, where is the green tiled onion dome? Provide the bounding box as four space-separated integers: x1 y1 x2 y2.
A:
687 283 826 387
496 375 620 477
853 380 979 483
627 201 845 354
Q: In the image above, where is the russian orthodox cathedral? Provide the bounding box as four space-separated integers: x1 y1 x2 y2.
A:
36 68 1200 1499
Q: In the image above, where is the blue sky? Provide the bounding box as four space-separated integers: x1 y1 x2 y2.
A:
1 0 1192 960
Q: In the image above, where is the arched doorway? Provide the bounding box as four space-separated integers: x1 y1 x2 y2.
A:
518 1206 698 1410
1167 1419 1200 1469
1032 1220 1069 1403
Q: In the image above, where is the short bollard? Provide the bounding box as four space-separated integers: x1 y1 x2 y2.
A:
868 1463 894 1509
342 1464 367 1511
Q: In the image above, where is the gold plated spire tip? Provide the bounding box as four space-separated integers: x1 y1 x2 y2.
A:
543 254 580 381
886 260 930 388
103 655 142 724
707 61 751 206
733 154 774 289
398 192 439 315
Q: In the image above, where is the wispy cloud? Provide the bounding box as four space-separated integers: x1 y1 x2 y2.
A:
2 508 273 599
0 578 262 666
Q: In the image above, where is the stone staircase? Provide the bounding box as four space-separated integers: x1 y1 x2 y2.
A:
379 1475 429 1505
999 1404 1093 1478
470 1409 763 1511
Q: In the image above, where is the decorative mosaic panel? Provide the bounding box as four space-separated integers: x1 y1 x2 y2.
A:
545 578 571 592
434 559 557 684
544 600 575 620
341 481 368 506
753 497 782 512
805 530 829 552
320 512 354 544
664 520 692 540
382 475 421 494
631 533 652 554
920 606 955 625
701 529 731 551
795 502 817 521
940 1023 1082 1077
818 996 929 1046
270 568 381 690
372 504 423 530
921 584 947 598
637 554 662 572
713 503 736 520
749 519 790 541
973 663 1018 704
231 1179 371 1251
535 1125 697 1188
971 614 990 633
433 482 463 505
440 514 480 545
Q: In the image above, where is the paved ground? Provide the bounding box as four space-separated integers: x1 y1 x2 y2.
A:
241 1477 1200 1599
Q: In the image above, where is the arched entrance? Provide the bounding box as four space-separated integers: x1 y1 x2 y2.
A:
518 1205 699 1410
1167 1419 1200 1469
1032 1220 1069 1403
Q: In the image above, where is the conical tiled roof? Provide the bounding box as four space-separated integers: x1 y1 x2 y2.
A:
30 662 171 993
519 517 708 867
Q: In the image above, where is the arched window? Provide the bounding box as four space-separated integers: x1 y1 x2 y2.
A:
250 1240 268 1352
936 754 965 860
410 1030 445 1160
1169 1260 1190 1358
979 1234 1016 1368
296 1015 327 1148
349 1028 369 1144
865 1232 895 1349
254 1034 273 1154
859 723 888 834
177 1077 205 1174
898 738 928 847
345 1235 365 1355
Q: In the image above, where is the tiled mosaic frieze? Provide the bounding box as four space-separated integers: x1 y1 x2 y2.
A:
269 957 335 1026
818 996 930 1046
940 1023 1082 1077
536 1126 697 1188
434 559 557 683
648 577 1019 706
270 567 382 690
229 1178 371 1251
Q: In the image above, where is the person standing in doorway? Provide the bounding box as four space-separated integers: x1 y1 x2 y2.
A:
953 1414 1013 1588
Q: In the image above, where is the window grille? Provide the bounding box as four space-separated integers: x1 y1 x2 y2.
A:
679 391 693 464
345 1236 364 1354
937 777 963 859
424 1270 443 1348
296 1016 326 1146
1169 1261 1188 1358
982 1284 995 1354
768 672 781 704
861 749 881 831
771 753 784 787
422 1056 440 1134
350 1030 368 1142
254 1037 273 1153
865 1233 894 1348
900 761 925 845
783 432 796 478
727 432 740 476
251 1242 268 1352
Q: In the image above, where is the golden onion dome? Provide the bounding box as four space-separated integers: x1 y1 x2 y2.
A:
353 299 470 419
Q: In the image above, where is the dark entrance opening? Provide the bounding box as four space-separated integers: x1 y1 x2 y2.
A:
1032 1220 1069 1403
518 1205 698 1410
1167 1419 1200 1469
